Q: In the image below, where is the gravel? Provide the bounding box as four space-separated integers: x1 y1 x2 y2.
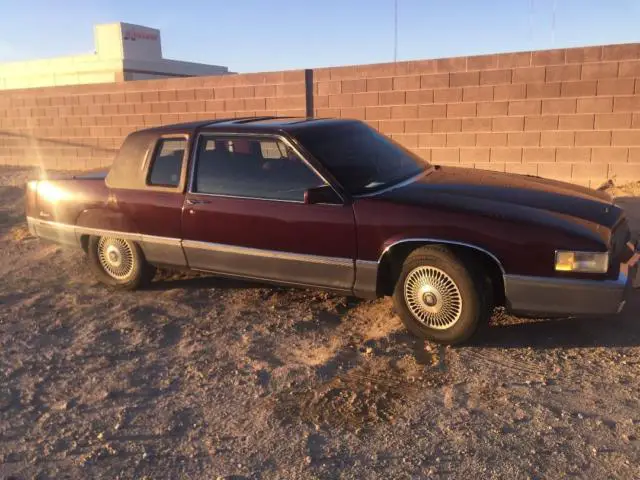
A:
1 166 639 479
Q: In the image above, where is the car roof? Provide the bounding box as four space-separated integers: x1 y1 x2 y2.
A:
139 117 358 136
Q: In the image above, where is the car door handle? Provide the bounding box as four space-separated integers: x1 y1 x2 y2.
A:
185 198 211 206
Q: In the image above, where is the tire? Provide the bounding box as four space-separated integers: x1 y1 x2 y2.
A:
392 246 487 345
87 236 156 290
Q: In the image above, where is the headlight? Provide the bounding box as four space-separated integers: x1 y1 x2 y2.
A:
555 251 609 273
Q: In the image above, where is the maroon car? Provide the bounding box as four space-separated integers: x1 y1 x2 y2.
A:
25 117 639 344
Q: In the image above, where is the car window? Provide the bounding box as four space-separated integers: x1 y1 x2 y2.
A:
193 136 325 202
148 138 187 187
295 122 427 195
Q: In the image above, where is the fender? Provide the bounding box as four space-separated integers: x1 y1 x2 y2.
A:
353 237 506 300
379 238 506 275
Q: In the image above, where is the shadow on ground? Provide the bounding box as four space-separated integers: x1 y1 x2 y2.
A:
148 264 640 352
468 289 640 349
149 270 273 292
0 186 25 233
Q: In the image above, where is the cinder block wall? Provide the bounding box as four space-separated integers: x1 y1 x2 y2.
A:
313 44 640 187
1 43 640 187
0 71 306 169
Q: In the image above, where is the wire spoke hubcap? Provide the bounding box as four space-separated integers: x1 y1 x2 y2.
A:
98 237 134 280
404 266 463 329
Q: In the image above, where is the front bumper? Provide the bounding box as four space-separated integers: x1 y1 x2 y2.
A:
505 243 639 317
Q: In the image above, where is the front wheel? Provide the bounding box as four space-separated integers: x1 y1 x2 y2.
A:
392 246 486 345
87 236 155 290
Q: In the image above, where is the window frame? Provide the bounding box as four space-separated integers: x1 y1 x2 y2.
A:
144 134 190 191
187 132 344 204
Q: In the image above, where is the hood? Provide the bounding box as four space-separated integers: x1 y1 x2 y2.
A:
376 166 622 229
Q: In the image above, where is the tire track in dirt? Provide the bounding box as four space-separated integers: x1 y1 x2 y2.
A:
456 348 636 390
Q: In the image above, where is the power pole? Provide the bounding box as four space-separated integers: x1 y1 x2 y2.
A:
529 0 534 48
394 0 398 62
551 0 557 46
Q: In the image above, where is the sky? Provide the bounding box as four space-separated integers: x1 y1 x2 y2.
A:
0 0 638 73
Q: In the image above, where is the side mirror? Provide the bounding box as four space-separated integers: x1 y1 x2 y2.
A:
304 185 343 205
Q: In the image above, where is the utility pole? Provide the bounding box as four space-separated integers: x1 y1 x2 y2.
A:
394 0 398 62
529 0 534 48
551 0 557 46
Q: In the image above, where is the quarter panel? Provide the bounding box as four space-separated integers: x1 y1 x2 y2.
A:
35 179 109 226
112 189 184 238
76 209 136 232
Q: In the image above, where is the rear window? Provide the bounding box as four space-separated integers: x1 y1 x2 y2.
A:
147 138 187 187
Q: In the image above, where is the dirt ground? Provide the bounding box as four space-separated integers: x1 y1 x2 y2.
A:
1 166 639 480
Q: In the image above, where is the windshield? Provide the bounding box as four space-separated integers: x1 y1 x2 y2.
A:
295 122 428 195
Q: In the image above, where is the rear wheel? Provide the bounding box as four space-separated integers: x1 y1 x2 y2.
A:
87 236 155 290
392 246 487 345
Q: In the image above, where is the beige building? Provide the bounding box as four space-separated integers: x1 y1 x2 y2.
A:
0 22 229 90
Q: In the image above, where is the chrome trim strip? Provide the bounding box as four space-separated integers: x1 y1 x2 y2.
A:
378 238 506 275
187 130 200 193
182 239 353 266
184 191 305 204
352 170 426 199
75 225 142 241
141 234 182 246
355 260 379 267
27 217 183 246
27 217 352 268
186 132 344 204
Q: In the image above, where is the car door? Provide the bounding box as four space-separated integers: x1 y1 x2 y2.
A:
181 133 357 291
